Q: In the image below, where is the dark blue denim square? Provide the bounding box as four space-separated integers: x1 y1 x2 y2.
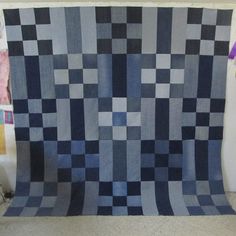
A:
113 196 127 206
58 154 72 168
141 140 155 153
156 69 170 83
85 141 99 154
69 69 83 84
44 183 57 196
171 54 185 69
15 128 29 141
198 195 214 206
183 181 196 195
13 100 28 113
15 182 30 196
99 98 112 111
72 168 85 182
113 112 126 126
26 197 42 207
83 54 97 68
209 180 225 194
43 127 57 140
58 168 71 182
57 141 71 154
42 99 56 113
29 113 43 127
55 85 69 98
71 141 85 155
183 98 197 112
128 207 143 215
141 168 154 181
53 55 68 69
187 206 204 215
86 168 99 181
99 182 112 195
71 155 85 168
217 206 236 215
141 54 156 68
98 206 112 215
85 154 99 168
4 207 23 216
36 207 53 216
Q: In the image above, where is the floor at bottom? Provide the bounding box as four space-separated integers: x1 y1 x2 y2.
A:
0 192 236 236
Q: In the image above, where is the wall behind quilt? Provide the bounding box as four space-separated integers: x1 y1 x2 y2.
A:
0 0 235 192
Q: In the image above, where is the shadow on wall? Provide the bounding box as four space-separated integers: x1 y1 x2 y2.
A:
0 106 16 193
0 145 16 193
0 164 12 193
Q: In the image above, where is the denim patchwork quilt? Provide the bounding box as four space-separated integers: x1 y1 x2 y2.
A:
3 7 235 216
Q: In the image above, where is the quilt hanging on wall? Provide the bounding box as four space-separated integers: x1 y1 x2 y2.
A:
3 7 236 216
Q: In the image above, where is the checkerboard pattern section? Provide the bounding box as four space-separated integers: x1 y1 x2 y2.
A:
3 7 235 216
96 7 142 54
98 98 141 140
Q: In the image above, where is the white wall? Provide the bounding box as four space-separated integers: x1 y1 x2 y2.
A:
0 1 236 192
